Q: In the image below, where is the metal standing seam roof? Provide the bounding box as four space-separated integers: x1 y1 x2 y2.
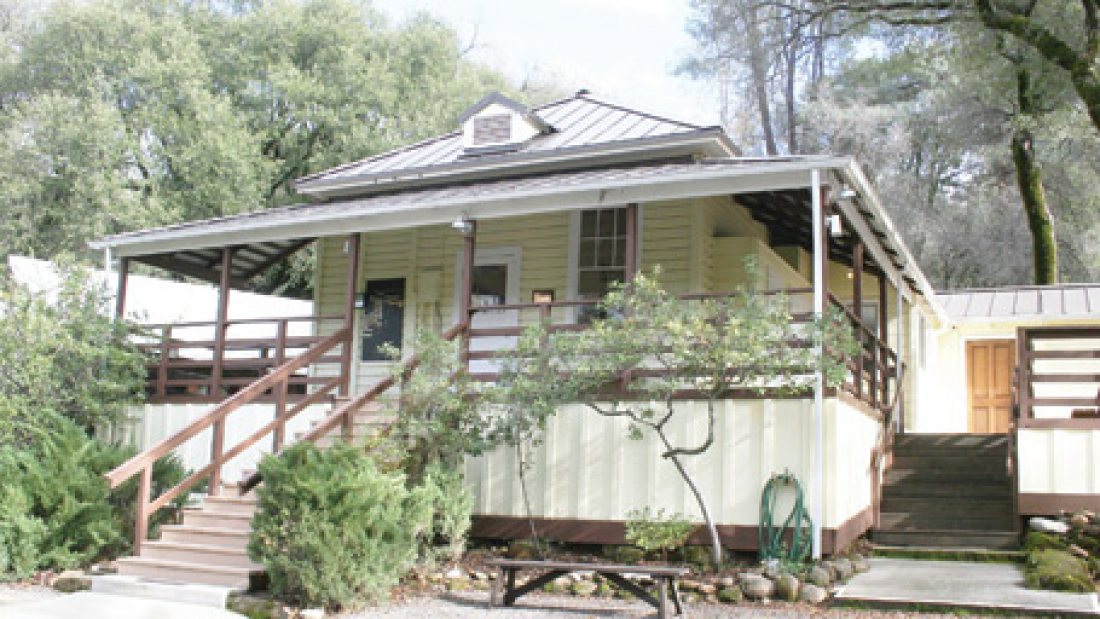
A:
294 93 713 187
936 285 1100 320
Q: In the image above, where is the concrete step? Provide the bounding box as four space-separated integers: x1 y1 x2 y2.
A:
869 545 1025 563
200 495 256 516
872 529 1019 550
140 540 262 570
90 574 233 609
159 525 250 551
878 512 1017 533
894 433 1009 449
181 509 252 532
115 556 257 589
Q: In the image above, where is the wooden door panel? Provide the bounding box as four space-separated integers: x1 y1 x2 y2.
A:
967 340 1015 434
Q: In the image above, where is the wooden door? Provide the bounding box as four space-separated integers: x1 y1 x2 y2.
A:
967 339 1015 433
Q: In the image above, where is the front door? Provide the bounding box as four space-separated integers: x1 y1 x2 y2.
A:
455 247 521 375
966 339 1015 433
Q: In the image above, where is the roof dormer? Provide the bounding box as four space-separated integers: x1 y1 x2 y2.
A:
458 92 553 157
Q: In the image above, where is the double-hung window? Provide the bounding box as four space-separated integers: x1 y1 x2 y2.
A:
576 207 628 321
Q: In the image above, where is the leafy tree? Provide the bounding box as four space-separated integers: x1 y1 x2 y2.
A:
535 271 855 564
0 261 146 442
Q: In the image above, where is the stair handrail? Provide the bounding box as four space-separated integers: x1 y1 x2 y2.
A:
239 322 468 493
105 326 351 552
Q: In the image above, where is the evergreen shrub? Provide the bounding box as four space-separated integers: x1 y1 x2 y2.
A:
248 442 437 611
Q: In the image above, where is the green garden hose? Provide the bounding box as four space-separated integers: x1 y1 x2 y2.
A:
759 472 812 563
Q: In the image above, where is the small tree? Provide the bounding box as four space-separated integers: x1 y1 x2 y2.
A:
546 270 856 564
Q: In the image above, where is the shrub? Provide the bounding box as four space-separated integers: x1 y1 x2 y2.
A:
624 507 696 561
1024 549 1094 593
0 417 186 580
1024 531 1068 553
248 442 436 611
420 462 473 565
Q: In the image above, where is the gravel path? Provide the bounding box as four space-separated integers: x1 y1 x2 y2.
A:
337 591 959 618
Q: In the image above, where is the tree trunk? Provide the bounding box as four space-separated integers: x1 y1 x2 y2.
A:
745 3 779 155
658 432 724 565
1012 66 1059 284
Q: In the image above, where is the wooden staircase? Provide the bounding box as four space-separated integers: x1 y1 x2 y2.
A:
114 400 394 588
874 434 1018 550
116 494 260 588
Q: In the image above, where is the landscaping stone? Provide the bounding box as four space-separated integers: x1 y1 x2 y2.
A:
717 586 743 603
799 582 828 604
697 582 716 596
774 573 800 602
833 558 854 581
714 576 735 588
806 565 831 587
740 575 775 600
52 570 91 593
571 580 597 597
1030 517 1070 535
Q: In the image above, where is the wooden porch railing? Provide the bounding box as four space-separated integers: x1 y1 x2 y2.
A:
463 288 899 416
138 315 346 404
105 326 351 552
1016 325 1100 428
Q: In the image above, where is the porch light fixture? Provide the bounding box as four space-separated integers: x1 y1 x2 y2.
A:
451 212 473 234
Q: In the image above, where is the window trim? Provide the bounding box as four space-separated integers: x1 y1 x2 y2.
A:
567 207 643 314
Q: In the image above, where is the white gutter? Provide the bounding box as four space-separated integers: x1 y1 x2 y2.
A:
811 168 825 560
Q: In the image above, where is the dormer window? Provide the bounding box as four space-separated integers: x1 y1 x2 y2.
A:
458 92 553 157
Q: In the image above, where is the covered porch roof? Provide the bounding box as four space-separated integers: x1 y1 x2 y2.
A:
90 155 940 313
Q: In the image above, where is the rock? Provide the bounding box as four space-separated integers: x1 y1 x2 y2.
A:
300 610 324 619
741 575 775 600
762 559 782 580
571 581 598 597
52 570 91 593
469 570 488 581
714 576 735 588
697 583 717 596
774 573 800 602
852 557 871 573
444 568 464 580
1069 544 1090 559
1031 517 1070 535
445 578 468 592
679 579 699 592
805 565 831 587
799 583 828 604
717 586 743 603
1071 514 1090 528
833 558 854 581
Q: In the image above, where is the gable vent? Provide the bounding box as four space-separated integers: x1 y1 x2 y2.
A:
472 114 511 145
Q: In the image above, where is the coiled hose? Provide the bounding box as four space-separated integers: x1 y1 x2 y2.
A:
759 472 812 563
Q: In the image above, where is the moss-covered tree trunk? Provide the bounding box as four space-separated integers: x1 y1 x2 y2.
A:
1012 66 1059 284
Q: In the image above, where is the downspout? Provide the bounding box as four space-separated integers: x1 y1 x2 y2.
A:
810 169 825 559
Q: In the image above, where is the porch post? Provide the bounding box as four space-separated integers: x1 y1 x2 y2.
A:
115 257 130 320
341 233 361 397
852 241 864 401
624 203 639 284
810 170 826 559
895 279 905 433
209 246 233 495
459 220 477 365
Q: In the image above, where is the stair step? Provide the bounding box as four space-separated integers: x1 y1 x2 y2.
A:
872 529 1019 550
893 433 1009 449
182 509 252 532
884 469 1010 485
159 525 250 550
880 497 1013 516
869 545 1025 563
881 482 1012 500
201 495 257 516
889 455 1008 471
115 556 258 589
140 540 262 570
91 574 233 609
878 512 1017 532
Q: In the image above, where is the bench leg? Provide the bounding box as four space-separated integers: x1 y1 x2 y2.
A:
657 577 668 619
489 568 503 607
669 578 683 616
504 568 517 606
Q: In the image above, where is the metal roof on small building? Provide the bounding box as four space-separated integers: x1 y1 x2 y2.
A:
937 284 1100 321
295 92 722 191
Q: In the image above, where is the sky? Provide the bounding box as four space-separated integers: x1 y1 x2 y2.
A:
372 0 724 126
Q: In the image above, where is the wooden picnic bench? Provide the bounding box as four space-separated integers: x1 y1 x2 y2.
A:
484 558 690 618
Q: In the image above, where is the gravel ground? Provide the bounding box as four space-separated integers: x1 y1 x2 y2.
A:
337 591 960 618
0 583 64 607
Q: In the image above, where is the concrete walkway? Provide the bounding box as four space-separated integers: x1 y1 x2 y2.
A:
1 591 244 619
835 558 1100 616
